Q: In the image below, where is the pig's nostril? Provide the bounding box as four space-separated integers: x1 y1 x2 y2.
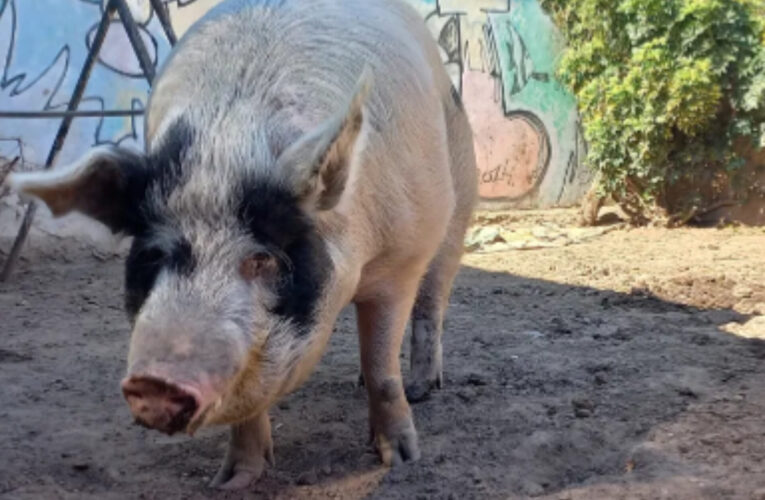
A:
121 376 199 435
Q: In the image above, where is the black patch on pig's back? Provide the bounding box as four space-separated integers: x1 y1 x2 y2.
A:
237 181 331 334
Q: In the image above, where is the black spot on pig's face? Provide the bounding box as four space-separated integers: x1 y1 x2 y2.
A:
119 117 333 333
124 236 195 319
122 119 196 319
236 179 332 334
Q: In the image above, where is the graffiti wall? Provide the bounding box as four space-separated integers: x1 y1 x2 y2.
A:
409 0 592 206
0 0 590 209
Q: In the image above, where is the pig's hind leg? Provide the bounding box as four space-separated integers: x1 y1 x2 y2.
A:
406 95 476 403
406 210 469 403
209 412 274 490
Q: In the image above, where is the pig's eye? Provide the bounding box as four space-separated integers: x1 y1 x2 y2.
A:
239 252 278 281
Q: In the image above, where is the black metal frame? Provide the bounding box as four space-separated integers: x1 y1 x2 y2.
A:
0 0 177 281
0 110 145 118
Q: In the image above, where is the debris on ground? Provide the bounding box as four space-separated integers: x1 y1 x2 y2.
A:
465 222 622 253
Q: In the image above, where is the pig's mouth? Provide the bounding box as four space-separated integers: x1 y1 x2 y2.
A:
121 375 218 436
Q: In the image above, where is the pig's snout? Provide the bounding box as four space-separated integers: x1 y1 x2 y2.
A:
121 376 200 435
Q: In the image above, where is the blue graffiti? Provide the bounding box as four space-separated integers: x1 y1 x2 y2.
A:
0 0 176 164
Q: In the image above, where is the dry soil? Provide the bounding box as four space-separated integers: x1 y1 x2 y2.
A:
1 210 765 499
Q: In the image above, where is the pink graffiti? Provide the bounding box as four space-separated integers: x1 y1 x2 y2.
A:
462 70 545 200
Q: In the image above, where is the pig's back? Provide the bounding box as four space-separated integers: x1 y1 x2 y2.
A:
148 0 447 142
146 0 457 259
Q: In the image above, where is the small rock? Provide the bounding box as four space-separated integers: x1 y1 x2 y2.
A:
574 407 592 418
676 387 698 398
612 328 632 341
471 466 483 484
464 225 504 252
522 330 544 339
521 480 544 496
585 362 612 374
572 398 595 418
549 319 572 336
531 226 549 239
690 333 711 346
456 388 477 403
591 325 619 340
733 284 754 299
72 463 90 472
466 373 488 386
296 469 319 486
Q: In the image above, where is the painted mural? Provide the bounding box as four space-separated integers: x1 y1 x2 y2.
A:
0 0 590 207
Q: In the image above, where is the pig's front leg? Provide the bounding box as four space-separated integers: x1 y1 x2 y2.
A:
356 276 422 465
210 412 274 490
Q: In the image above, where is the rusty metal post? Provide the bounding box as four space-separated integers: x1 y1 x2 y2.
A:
0 157 20 188
114 0 156 84
0 0 119 282
149 0 178 46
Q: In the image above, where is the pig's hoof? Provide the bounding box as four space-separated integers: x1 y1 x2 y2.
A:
209 446 274 490
210 468 257 491
374 421 420 466
405 374 442 403
404 380 432 403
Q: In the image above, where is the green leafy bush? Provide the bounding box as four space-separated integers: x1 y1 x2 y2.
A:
541 0 765 224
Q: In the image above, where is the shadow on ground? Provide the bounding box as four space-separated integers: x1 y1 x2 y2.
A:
0 250 763 499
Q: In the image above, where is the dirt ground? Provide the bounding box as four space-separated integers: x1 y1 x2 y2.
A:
2 209 765 499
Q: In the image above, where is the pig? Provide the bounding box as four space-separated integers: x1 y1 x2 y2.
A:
6 0 477 490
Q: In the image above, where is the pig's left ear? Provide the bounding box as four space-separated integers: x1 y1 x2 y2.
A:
278 68 372 211
5 146 148 234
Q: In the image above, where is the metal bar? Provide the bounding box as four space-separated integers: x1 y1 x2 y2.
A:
1 0 118 282
149 0 177 46
115 0 156 84
0 157 20 187
0 110 144 119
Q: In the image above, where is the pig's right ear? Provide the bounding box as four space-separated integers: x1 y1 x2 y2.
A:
5 146 148 234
